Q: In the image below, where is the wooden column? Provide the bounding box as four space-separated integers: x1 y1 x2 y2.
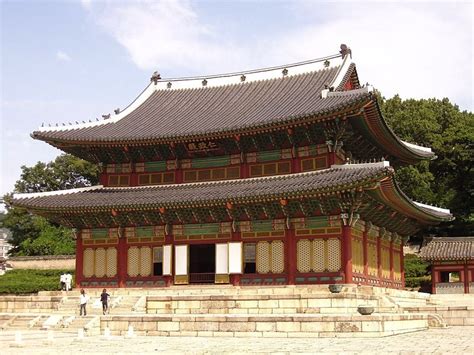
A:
165 231 173 287
117 234 128 288
342 225 353 284
231 230 241 286
400 242 405 288
363 229 368 284
286 228 296 285
464 264 469 294
377 236 382 284
241 162 249 179
431 265 438 294
389 239 394 287
129 171 138 186
99 173 108 186
175 167 183 184
328 152 337 166
75 234 83 288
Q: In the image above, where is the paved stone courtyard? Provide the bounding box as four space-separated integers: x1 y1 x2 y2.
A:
1 326 473 354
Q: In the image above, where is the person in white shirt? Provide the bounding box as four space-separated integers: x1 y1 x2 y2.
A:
65 273 72 291
60 273 65 291
79 289 89 316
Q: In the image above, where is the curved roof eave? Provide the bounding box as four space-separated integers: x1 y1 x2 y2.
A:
367 176 453 224
349 95 436 164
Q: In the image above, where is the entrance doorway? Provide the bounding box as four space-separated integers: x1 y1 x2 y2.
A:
189 244 215 283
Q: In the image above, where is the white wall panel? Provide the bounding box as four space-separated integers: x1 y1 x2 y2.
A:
215 243 229 274
228 242 243 274
175 245 188 276
163 245 172 275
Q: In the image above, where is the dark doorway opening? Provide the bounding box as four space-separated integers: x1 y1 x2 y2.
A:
189 244 215 283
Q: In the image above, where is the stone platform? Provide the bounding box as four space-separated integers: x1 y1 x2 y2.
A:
1 285 472 337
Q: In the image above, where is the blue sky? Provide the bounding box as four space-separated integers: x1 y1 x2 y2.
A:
1 0 472 205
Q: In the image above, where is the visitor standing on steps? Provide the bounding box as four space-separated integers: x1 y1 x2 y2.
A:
100 288 110 315
79 289 89 316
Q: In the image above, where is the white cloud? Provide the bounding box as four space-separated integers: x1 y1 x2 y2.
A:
89 0 245 74
84 0 472 110
80 0 92 11
56 50 71 61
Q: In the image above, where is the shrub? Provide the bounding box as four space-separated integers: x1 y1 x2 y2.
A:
0 269 74 294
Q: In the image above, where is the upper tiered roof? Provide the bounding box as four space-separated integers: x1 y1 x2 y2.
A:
32 47 433 164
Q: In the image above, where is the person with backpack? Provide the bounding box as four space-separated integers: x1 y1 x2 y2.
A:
100 288 110 315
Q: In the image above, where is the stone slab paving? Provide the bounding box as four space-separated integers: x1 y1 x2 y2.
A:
1 326 473 354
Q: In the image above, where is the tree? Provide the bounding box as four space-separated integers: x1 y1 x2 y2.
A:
2 154 99 256
380 96 474 236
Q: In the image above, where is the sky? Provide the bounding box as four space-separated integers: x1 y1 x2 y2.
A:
1 0 473 208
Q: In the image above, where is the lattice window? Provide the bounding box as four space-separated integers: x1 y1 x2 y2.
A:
106 248 117 277
83 248 94 278
368 243 378 276
393 251 401 280
297 239 312 273
382 247 390 279
108 174 130 187
352 238 364 274
312 239 325 272
140 247 152 276
271 240 284 273
94 248 106 278
127 247 140 277
300 156 327 172
327 238 341 272
256 242 270 274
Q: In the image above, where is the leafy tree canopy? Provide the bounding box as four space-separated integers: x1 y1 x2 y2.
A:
2 154 99 256
380 96 473 236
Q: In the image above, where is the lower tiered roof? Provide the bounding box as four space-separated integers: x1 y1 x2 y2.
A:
12 162 452 235
419 237 474 261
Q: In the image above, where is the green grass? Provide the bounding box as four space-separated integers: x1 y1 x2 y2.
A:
0 269 74 294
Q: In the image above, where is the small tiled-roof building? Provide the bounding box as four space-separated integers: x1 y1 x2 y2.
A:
11 45 452 289
419 237 474 294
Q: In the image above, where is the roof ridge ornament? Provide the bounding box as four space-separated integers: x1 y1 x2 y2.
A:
340 44 352 59
150 71 161 84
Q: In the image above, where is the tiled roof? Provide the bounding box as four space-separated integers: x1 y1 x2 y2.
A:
32 60 371 143
419 237 474 261
13 164 392 211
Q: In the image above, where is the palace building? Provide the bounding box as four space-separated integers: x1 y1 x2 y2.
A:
12 45 452 289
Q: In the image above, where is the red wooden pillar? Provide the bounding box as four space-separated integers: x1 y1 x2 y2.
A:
241 162 249 179
431 265 438 294
342 225 353 284
286 228 296 285
231 230 241 286
363 229 368 284
100 173 108 186
75 234 83 288
117 235 128 288
164 232 173 287
175 167 183 184
130 171 138 186
389 239 394 287
377 236 382 285
400 242 405 288
328 152 337 166
463 264 469 294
